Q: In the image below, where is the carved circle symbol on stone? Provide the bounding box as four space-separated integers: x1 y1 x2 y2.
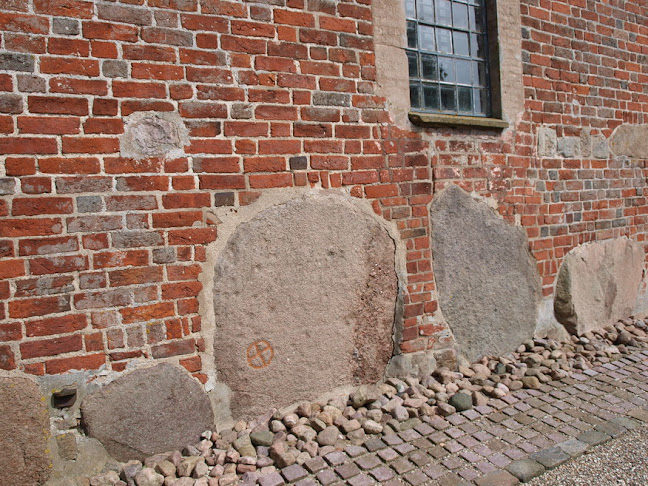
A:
246 340 274 369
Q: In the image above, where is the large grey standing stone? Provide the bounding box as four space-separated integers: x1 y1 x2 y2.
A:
81 363 214 462
0 377 51 486
430 185 541 362
213 193 397 419
554 238 644 335
609 123 648 159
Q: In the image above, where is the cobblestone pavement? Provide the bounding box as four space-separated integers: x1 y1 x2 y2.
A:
250 350 648 486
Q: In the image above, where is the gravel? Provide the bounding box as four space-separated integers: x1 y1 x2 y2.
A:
528 424 648 486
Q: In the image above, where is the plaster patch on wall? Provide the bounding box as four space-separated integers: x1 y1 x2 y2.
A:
120 111 189 160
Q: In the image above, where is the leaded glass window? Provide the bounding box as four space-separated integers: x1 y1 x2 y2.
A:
406 0 491 117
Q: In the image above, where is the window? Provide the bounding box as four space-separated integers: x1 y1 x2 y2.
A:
405 0 491 117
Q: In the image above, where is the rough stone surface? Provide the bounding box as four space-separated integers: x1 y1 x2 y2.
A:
213 193 397 419
0 377 51 486
554 238 644 335
609 123 648 158
120 111 189 159
81 363 214 461
430 185 541 361
506 459 545 482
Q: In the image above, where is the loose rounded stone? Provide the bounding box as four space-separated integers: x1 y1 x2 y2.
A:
448 393 473 412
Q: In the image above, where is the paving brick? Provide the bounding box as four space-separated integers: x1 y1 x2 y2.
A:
304 456 327 473
258 472 286 486
354 454 381 471
363 438 386 452
334 462 360 480
316 469 338 486
505 459 545 482
529 446 570 469
577 430 611 446
403 470 429 485
324 451 348 466
377 448 399 462
408 451 430 467
294 479 317 486
368 465 395 482
594 420 627 437
474 469 520 486
346 473 375 486
393 443 416 455
390 456 415 474
281 464 308 483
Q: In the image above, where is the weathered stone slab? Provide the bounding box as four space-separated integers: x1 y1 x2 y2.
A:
213 193 397 419
430 185 541 362
120 111 188 160
609 123 648 159
81 363 213 461
0 377 51 486
554 238 644 335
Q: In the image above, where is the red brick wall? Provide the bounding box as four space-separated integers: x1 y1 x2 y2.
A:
0 0 646 376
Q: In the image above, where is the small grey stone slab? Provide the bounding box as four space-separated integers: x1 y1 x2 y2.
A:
628 408 648 422
595 420 627 438
364 438 387 452
529 446 570 469
304 456 328 473
610 416 640 430
577 430 611 446
506 459 545 482
557 439 588 458
475 470 520 486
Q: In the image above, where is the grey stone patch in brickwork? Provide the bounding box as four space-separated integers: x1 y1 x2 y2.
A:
430 185 541 362
592 135 610 159
77 196 103 213
212 193 397 419
556 438 588 458
0 377 51 486
506 459 545 482
529 446 570 469
17 75 46 93
289 156 308 170
214 192 235 207
231 103 253 119
627 408 648 422
557 137 581 158
537 127 557 157
0 178 16 195
81 363 213 462
112 231 164 248
53 17 80 35
121 112 189 160
313 92 350 107
0 53 34 72
102 60 128 78
0 94 24 114
554 238 644 335
576 430 611 446
609 123 648 159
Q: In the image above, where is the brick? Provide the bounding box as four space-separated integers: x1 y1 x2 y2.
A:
74 289 131 310
8 295 71 319
29 255 88 275
161 281 202 299
12 197 74 216
97 3 152 26
120 302 175 324
0 259 25 279
0 323 22 342
28 96 88 115
0 137 58 155
0 218 63 237
0 346 16 371
66 215 122 233
34 0 94 18
20 334 82 359
45 353 105 374
18 116 80 135
109 267 163 287
151 339 196 358
40 57 99 76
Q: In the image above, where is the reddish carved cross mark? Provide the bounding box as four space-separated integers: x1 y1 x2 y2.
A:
246 340 274 369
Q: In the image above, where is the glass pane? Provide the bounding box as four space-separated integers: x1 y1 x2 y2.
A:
421 54 438 80
440 85 456 111
458 87 472 112
423 83 440 110
407 21 418 48
469 7 484 32
419 25 435 51
452 2 469 30
436 28 452 54
417 0 434 21
410 82 421 109
436 0 452 26
407 51 419 78
474 88 490 115
405 0 416 18
439 57 454 82
471 33 486 58
455 59 472 84
474 61 487 86
453 31 469 56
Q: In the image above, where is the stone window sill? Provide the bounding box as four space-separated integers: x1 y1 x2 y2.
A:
409 112 509 130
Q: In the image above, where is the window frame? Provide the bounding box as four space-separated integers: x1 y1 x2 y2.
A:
405 0 493 118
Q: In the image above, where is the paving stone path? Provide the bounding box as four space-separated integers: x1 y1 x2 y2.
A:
252 350 648 486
